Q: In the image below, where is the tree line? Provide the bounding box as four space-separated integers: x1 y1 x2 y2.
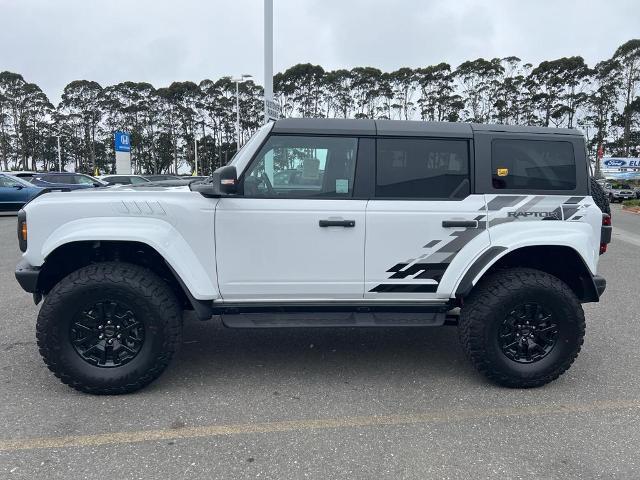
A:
0 39 638 175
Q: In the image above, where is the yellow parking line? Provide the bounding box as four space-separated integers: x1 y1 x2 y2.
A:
1 399 639 452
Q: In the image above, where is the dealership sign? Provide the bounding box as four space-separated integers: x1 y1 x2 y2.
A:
601 157 640 169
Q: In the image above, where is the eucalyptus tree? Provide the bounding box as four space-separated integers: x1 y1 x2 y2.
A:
415 63 462 122
613 40 640 155
350 67 382 118
323 69 353 118
58 80 103 172
455 58 504 123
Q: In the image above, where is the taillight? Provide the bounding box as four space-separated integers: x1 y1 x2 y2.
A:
600 213 611 255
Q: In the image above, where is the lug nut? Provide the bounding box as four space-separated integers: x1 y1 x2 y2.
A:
116 325 121 330
98 334 104 339
107 320 112 325
98 325 103 330
107 339 113 344
117 334 121 339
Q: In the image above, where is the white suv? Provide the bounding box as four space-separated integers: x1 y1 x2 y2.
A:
15 119 611 394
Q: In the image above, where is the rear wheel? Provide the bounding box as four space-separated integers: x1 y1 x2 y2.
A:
37 262 182 394
458 268 585 388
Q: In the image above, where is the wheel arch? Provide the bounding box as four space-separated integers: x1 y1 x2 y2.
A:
37 240 214 319
455 244 600 303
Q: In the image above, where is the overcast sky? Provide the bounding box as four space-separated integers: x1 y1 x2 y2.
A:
1 0 638 103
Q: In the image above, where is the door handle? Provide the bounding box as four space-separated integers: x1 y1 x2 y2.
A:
442 220 478 228
319 219 356 227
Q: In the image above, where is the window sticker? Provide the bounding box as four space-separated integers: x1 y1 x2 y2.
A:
335 179 349 193
496 168 509 177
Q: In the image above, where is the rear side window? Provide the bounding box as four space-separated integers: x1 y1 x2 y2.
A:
492 139 576 190
41 174 68 183
376 138 470 199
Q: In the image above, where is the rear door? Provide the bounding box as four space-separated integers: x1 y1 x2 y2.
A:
215 134 367 302
364 135 489 300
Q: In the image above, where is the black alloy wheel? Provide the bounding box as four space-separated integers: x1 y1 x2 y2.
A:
497 303 559 364
70 300 145 368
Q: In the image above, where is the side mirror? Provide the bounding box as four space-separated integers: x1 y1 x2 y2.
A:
191 165 238 197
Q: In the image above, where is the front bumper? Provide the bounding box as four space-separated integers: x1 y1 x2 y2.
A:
15 259 40 293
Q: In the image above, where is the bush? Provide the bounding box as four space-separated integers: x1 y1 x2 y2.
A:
622 199 640 208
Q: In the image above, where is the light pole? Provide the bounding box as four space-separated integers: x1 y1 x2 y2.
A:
264 0 273 123
232 74 252 148
194 134 198 176
56 134 62 172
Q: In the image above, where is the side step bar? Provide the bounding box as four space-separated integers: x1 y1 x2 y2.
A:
214 303 453 328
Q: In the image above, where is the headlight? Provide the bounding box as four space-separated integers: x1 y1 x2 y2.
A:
17 209 27 252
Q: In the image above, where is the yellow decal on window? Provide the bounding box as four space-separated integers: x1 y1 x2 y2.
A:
496 168 509 177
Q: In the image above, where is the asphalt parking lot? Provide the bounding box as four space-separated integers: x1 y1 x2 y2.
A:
1 204 639 479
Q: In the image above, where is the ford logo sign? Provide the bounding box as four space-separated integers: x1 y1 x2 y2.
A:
604 159 626 167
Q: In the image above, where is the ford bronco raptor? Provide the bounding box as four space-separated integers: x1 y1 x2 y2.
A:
15 119 611 394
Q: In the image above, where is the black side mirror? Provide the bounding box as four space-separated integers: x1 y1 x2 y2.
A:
191 165 238 197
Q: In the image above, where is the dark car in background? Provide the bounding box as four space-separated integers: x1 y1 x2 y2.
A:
99 175 150 185
29 172 104 190
0 173 43 213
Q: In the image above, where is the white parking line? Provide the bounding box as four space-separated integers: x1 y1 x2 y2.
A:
1 399 639 452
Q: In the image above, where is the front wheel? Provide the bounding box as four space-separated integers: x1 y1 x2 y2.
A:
36 262 182 394
458 268 585 388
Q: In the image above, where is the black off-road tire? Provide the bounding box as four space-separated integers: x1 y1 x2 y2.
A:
590 177 610 214
36 262 182 394
458 268 585 388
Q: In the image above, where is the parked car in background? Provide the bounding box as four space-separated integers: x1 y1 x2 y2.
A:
99 175 150 185
142 174 180 181
606 183 636 202
0 173 43 213
29 172 104 190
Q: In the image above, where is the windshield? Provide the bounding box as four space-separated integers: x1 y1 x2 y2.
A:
227 122 273 174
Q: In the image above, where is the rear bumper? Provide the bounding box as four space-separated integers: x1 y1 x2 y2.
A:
593 275 606 298
15 259 40 293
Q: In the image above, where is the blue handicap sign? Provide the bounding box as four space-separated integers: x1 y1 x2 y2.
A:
114 131 131 152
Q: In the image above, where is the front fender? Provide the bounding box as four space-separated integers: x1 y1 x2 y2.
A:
28 216 219 300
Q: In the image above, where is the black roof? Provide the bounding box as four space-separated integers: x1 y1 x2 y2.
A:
271 118 580 137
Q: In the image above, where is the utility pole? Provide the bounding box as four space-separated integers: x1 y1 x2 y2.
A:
264 0 273 124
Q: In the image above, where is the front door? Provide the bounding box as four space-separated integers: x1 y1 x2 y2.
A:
365 136 489 301
215 134 366 302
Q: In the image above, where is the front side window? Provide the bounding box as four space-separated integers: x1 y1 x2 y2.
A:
243 136 358 198
376 138 470 199
0 176 21 187
492 139 576 190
